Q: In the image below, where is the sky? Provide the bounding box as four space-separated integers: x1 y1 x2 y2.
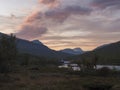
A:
0 0 120 51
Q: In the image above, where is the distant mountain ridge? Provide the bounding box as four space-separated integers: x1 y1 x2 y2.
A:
0 32 72 59
60 48 84 55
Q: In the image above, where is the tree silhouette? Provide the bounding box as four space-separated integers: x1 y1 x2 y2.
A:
0 34 17 73
80 51 98 71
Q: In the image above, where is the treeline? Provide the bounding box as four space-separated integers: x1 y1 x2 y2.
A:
17 54 60 66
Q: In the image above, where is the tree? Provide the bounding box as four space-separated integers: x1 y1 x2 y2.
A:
80 51 98 71
93 52 98 69
0 34 17 73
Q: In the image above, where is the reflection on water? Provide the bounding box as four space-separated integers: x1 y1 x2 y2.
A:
97 65 120 70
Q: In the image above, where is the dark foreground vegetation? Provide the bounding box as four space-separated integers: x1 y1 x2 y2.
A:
0 66 120 90
0 34 120 90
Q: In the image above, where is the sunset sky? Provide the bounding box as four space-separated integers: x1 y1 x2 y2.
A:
0 0 120 51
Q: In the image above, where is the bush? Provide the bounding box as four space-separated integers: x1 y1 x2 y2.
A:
83 82 113 90
0 65 10 73
112 85 120 90
96 67 111 77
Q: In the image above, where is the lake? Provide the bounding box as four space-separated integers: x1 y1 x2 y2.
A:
97 65 120 70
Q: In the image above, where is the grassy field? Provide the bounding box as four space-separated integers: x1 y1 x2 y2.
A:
0 66 120 90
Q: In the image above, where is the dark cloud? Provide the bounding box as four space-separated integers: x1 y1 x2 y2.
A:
92 0 120 9
16 24 47 39
64 6 92 15
26 5 92 23
45 6 92 22
39 0 57 4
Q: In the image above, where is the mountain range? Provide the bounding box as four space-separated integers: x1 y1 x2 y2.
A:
0 32 120 65
14 37 120 65
60 48 84 55
0 32 72 59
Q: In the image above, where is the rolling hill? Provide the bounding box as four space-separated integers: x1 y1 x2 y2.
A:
93 41 120 65
70 41 120 65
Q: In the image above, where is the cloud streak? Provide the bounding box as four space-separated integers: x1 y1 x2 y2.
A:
44 6 92 22
39 0 57 4
39 0 58 7
26 5 92 23
92 0 120 9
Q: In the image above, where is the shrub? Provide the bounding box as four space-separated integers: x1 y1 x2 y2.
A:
97 67 111 77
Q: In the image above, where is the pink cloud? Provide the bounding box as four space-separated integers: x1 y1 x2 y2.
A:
39 0 57 4
16 23 47 39
39 0 58 8
16 0 92 40
25 11 43 23
25 5 92 23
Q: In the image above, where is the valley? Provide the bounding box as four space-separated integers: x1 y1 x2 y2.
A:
0 33 120 90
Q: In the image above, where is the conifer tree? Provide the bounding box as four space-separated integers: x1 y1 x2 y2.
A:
0 34 17 73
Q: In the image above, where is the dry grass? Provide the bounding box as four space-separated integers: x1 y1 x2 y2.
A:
0 66 120 90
